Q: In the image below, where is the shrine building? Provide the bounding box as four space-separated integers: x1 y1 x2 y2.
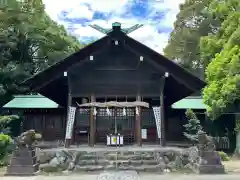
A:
19 22 205 147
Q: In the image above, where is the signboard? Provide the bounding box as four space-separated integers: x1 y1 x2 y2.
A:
65 106 76 139
153 107 161 138
141 129 147 139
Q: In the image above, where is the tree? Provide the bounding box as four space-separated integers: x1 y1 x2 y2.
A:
0 0 84 105
183 109 202 143
201 0 240 118
163 0 219 73
0 115 19 135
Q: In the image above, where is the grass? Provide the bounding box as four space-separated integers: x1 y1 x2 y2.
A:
0 166 6 176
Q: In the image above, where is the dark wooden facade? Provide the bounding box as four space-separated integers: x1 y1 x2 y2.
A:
7 105 232 151
22 23 205 147
22 109 66 141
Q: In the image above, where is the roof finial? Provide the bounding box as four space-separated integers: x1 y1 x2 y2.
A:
89 22 143 34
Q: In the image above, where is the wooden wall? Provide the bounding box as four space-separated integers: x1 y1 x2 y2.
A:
22 109 66 141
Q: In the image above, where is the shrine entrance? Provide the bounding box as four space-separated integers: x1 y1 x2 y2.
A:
96 108 136 145
75 97 148 146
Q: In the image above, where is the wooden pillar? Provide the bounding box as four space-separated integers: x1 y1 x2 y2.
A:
89 95 96 146
64 92 72 148
160 76 166 146
136 95 142 146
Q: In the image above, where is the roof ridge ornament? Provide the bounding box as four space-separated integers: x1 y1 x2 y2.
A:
89 22 143 35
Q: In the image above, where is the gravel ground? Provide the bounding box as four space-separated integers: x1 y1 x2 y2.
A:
2 172 240 180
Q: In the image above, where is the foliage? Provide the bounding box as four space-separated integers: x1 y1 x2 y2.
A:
35 133 42 140
163 0 220 73
218 151 230 161
0 115 19 135
0 0 84 105
0 134 12 160
201 0 240 118
235 120 240 133
183 109 202 142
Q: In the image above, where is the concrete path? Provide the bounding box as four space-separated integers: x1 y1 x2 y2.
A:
2 173 240 180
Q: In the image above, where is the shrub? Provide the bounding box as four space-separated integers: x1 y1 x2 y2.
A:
35 133 42 141
0 115 20 135
0 134 12 160
218 151 230 161
183 109 202 143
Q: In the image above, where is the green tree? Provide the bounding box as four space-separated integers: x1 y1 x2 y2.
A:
163 0 219 72
0 0 84 105
201 0 240 118
0 115 19 135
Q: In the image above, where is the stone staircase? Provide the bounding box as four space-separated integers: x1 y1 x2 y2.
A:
73 151 160 172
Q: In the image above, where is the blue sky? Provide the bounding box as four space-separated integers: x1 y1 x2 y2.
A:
43 0 184 53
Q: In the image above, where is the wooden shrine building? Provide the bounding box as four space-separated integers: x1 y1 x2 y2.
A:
22 22 205 147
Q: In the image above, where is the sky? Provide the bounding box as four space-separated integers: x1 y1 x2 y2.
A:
42 0 184 53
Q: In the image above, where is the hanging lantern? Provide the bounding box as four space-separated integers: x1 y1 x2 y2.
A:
93 107 97 116
106 107 111 116
136 107 139 116
123 107 126 116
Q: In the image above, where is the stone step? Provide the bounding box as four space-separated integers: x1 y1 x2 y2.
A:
74 165 105 172
78 154 99 160
77 153 156 161
73 164 161 172
77 159 158 166
105 154 155 161
118 165 160 172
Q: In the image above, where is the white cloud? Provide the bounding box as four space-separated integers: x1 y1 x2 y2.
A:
80 0 129 14
67 6 94 19
73 24 105 39
150 0 184 28
129 25 169 54
43 0 80 21
42 0 183 53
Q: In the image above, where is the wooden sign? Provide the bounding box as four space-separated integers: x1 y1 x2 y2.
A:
153 107 161 138
65 106 76 139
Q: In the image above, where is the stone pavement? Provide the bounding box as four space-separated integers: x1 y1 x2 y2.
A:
2 171 240 180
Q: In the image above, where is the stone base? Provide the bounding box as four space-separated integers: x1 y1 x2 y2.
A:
5 147 39 176
194 164 225 174
4 171 40 176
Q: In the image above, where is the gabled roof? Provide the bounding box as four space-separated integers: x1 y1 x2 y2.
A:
3 94 60 109
171 96 206 109
3 94 205 110
22 23 205 106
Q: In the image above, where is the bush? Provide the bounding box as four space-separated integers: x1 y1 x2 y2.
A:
183 109 202 143
218 151 230 161
0 115 20 135
0 134 12 160
35 133 42 141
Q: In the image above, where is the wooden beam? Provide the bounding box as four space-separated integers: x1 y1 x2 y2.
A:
64 93 72 148
89 95 96 146
136 95 142 146
160 77 166 146
64 75 73 148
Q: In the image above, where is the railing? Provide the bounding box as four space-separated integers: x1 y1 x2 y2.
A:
212 136 230 150
167 136 230 150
